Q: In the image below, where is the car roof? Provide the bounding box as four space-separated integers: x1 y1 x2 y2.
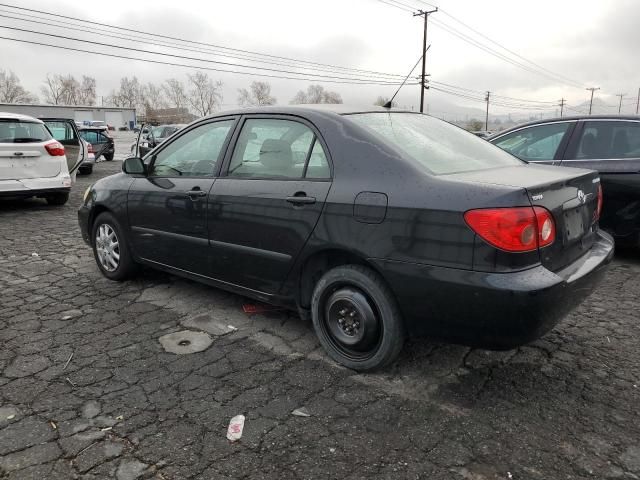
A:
489 115 640 139
78 126 109 131
0 112 43 123
212 104 415 118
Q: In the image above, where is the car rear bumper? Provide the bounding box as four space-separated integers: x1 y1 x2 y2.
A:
375 230 614 349
0 174 72 197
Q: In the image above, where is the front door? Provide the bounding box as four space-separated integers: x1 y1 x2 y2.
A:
207 116 332 294
127 118 236 275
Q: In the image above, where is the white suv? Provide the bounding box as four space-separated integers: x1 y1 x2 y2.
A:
0 113 85 205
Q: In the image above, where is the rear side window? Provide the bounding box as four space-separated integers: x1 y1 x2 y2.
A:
575 121 640 159
0 121 52 143
348 112 522 175
80 131 99 144
492 122 572 161
227 118 330 179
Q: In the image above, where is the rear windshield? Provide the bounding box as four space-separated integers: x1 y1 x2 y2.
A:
347 112 522 175
0 120 52 143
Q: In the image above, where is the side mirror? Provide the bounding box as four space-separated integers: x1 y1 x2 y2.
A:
122 156 146 175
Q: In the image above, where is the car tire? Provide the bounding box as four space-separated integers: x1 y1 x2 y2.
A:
311 264 405 371
104 153 114 161
79 165 93 175
91 212 137 281
45 192 69 206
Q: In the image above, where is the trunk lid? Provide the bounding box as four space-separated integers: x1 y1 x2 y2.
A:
0 143 61 179
447 164 601 272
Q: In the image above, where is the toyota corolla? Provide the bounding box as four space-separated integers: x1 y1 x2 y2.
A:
78 106 614 371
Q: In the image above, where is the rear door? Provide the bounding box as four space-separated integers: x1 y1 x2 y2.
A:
491 121 577 165
127 117 237 275
206 115 333 294
42 118 85 176
560 119 640 236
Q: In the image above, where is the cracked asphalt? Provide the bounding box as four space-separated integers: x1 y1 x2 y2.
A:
1 132 639 479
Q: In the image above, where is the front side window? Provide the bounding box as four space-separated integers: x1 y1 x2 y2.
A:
492 122 572 161
0 120 52 143
348 112 522 175
149 120 234 177
227 118 329 179
575 121 640 160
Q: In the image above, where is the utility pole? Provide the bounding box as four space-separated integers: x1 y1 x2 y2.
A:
586 87 600 115
485 91 490 131
413 7 437 113
616 93 626 114
558 98 566 117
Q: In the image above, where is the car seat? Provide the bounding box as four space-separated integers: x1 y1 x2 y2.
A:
259 139 293 177
612 130 630 157
580 132 598 159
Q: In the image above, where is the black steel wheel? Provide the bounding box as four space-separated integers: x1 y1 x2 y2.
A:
311 265 405 371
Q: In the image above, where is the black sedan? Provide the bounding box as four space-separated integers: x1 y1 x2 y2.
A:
489 116 640 247
78 106 613 371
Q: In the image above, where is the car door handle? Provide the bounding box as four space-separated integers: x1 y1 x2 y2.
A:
286 195 316 205
187 189 207 199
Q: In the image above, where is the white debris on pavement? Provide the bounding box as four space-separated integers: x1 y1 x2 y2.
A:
227 415 245 442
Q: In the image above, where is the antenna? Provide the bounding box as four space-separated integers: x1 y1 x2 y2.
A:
383 46 430 109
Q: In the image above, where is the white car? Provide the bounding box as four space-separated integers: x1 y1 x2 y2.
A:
0 113 85 205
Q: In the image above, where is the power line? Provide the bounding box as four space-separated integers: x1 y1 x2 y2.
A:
374 0 586 89
0 34 419 86
0 24 410 85
0 9 406 80
0 2 406 80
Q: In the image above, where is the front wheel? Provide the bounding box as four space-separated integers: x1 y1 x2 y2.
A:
91 212 137 281
311 265 405 371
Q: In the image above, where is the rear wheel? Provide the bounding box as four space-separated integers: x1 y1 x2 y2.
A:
92 212 137 281
45 192 69 206
104 152 114 161
79 165 93 175
311 265 405 371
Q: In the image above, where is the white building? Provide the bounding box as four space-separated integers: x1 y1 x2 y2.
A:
0 103 136 129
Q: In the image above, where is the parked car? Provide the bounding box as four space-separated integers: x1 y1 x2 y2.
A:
1 113 85 205
79 127 115 162
489 116 640 246
79 107 613 371
130 124 186 157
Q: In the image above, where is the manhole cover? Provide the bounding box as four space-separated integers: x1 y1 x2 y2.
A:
159 330 212 355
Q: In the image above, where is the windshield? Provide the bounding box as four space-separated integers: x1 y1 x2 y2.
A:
348 112 523 175
0 120 52 143
150 126 166 139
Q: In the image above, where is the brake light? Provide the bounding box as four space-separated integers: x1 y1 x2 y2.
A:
596 184 603 220
44 141 65 156
464 206 556 252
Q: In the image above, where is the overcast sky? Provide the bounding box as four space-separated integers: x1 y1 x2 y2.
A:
1 0 639 118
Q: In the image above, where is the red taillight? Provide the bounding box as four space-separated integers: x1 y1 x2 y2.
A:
596 184 603 220
464 206 556 252
87 143 94 153
44 141 65 156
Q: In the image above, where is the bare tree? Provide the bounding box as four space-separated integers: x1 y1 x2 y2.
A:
116 76 141 109
141 82 167 113
59 75 80 105
290 84 342 104
238 81 276 106
187 72 222 117
163 78 188 110
41 74 66 105
0 70 37 103
77 76 96 105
